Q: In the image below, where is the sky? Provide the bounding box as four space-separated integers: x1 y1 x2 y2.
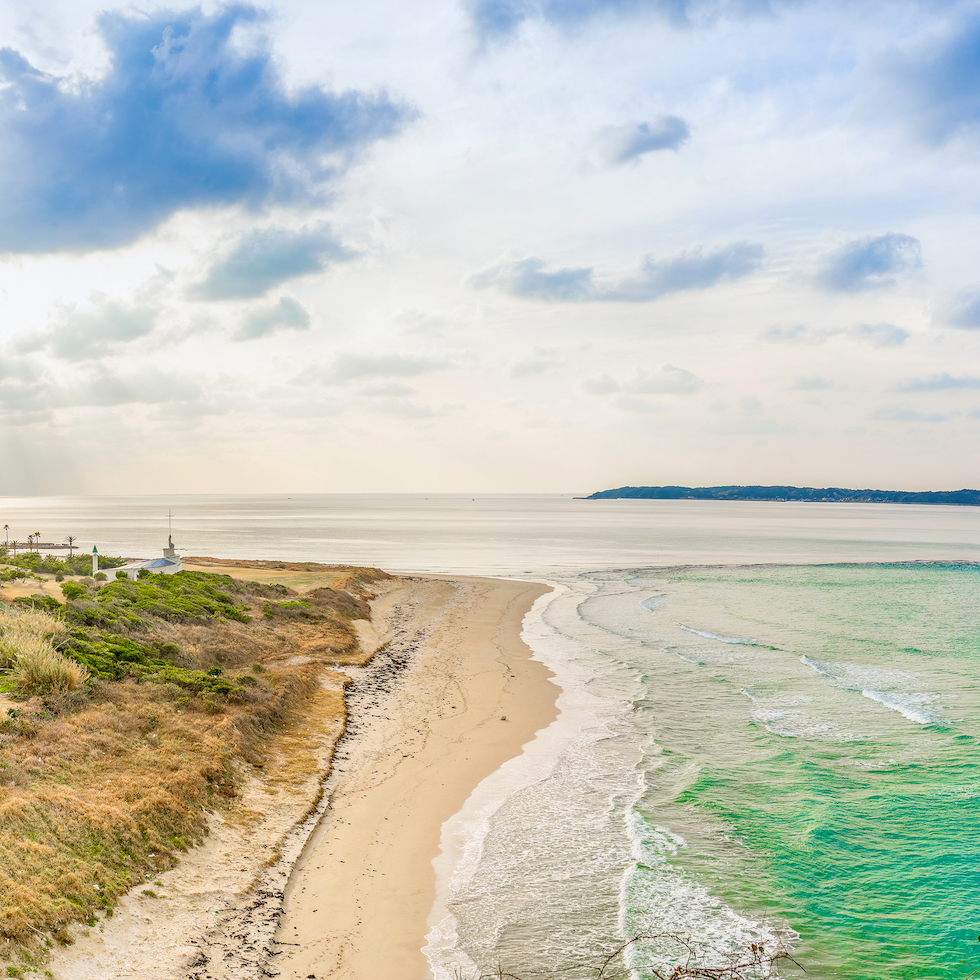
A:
1 0 980 494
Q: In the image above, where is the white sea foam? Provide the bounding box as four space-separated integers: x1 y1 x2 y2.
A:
424 580 639 980
639 595 666 611
620 807 789 977
861 689 945 726
681 625 758 645
800 656 944 725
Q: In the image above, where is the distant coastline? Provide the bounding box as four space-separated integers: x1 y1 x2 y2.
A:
585 485 980 506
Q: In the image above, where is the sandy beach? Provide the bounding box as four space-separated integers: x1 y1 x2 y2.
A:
271 573 556 980
44 570 556 980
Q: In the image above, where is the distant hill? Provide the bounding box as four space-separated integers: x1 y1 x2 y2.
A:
585 485 980 506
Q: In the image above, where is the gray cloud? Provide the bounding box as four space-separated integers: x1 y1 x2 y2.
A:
467 255 594 301
579 364 703 395
510 347 563 378
762 323 819 344
0 366 203 418
578 373 619 395
190 226 354 301
791 376 830 390
870 407 952 422
234 296 311 342
624 364 703 394
606 243 764 301
469 242 764 303
470 0 806 42
894 373 980 393
945 290 980 330
600 116 690 165
814 233 922 293
848 322 909 347
15 299 158 361
0 6 412 254
763 322 909 347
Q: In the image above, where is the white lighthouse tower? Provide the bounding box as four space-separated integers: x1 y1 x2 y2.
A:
91 545 99 577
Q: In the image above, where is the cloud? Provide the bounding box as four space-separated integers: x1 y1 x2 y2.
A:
66 368 203 407
944 290 980 330
870 407 952 422
624 364 703 394
299 351 466 385
468 242 763 302
762 322 909 347
234 296 311 341
578 373 619 395
190 225 354 300
605 243 764 301
579 364 703 395
0 366 202 417
599 116 690 165
467 255 594 301
848 322 909 348
894 373 980 393
14 298 158 361
791 376 830 390
0 5 412 253
510 347 563 377
762 323 819 344
469 0 800 41
814 233 922 293
874 14 980 145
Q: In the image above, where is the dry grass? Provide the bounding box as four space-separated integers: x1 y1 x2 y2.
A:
0 563 392 958
0 607 84 693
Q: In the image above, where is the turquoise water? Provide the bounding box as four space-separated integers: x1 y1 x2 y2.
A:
599 563 980 979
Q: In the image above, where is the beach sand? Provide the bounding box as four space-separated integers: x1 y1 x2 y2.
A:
44 571 556 980
271 573 556 980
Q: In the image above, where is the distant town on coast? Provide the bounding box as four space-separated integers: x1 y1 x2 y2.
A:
585 485 980 505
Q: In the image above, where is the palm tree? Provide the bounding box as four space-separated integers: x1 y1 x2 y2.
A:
65 535 77 558
9 540 17 557
3 524 8 545
26 534 34 552
34 532 41 554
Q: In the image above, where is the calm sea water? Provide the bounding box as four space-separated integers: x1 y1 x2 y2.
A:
2 494 979 978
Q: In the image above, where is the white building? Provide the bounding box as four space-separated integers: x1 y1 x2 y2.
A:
115 536 183 581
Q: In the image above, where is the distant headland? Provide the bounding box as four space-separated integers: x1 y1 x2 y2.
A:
584 485 980 506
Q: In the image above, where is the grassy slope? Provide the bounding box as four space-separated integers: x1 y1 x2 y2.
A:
0 561 391 957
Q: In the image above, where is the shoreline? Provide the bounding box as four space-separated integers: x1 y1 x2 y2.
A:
272 573 557 980
44 570 557 980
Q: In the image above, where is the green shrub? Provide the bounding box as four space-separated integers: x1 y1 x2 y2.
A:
94 572 107 582
115 571 128 581
61 581 86 601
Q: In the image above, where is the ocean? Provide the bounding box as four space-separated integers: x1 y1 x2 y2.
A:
2 493 978 979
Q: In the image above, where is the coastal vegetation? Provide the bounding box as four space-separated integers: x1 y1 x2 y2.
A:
586 484 980 505
0 558 390 968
